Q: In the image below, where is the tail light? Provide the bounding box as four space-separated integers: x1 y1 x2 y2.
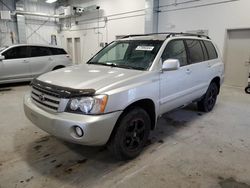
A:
66 54 72 60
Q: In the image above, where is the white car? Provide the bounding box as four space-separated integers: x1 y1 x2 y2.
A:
0 44 72 84
24 33 224 160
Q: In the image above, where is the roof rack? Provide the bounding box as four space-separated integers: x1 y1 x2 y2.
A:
122 32 210 40
122 33 172 39
166 32 210 39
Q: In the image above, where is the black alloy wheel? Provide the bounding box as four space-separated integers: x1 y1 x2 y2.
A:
197 82 218 112
108 107 151 160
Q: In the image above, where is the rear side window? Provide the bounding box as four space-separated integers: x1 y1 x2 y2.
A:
30 46 51 57
2 46 28 59
203 41 218 60
200 41 209 61
50 48 67 55
185 40 204 64
162 40 188 67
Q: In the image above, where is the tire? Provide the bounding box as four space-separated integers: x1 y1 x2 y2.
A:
108 107 151 160
245 86 250 94
197 82 218 112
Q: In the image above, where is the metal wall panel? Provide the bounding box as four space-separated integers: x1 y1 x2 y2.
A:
17 14 27 43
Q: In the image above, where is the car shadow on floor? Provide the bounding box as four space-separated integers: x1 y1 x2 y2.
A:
15 103 205 186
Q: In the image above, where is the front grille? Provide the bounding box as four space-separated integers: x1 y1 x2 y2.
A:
31 84 61 111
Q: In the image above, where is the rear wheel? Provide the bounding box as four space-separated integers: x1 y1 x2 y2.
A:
108 107 151 160
245 86 250 94
197 82 218 112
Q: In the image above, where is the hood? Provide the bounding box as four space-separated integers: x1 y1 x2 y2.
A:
37 64 142 91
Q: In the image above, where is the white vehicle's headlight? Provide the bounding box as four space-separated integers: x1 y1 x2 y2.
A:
66 95 108 114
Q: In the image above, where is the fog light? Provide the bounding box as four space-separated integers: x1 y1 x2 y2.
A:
75 126 84 137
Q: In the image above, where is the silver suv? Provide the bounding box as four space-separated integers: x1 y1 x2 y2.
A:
0 44 72 84
24 33 224 160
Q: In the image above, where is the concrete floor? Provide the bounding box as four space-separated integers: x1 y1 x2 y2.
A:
0 84 250 188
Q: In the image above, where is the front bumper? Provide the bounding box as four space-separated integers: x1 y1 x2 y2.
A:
24 94 122 146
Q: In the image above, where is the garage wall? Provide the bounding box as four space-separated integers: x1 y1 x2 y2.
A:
0 0 60 47
0 0 17 46
158 0 250 56
59 0 145 63
24 0 60 46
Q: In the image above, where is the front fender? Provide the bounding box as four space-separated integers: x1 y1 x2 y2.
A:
103 72 160 117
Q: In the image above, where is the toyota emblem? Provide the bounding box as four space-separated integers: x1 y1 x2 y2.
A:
39 94 46 102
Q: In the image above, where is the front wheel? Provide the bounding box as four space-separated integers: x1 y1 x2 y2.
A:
197 82 218 112
108 107 151 160
245 86 250 94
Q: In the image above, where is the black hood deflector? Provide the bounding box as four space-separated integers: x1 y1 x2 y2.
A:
31 79 96 98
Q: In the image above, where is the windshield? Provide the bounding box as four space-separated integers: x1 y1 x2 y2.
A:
88 40 163 70
0 46 8 53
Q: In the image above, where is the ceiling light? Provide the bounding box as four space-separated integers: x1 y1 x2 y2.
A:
46 0 57 3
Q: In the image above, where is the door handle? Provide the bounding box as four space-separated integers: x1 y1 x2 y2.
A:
22 59 29 63
186 68 192 74
48 57 53 61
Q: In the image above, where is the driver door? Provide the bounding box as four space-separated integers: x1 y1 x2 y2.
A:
159 39 193 114
1 46 30 81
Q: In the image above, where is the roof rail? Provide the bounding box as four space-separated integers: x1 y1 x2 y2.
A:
122 32 210 40
122 32 172 39
166 32 210 39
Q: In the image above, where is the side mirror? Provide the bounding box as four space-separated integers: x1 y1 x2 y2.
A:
162 59 180 71
0 55 5 60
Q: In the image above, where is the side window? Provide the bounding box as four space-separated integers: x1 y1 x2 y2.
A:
50 48 67 55
2 46 28 59
39 47 51 56
161 40 188 67
30 46 51 57
200 41 209 61
185 40 204 64
99 43 129 62
204 41 218 60
30 46 39 57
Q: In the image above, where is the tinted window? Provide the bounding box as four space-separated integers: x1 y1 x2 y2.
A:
162 40 188 67
185 40 204 63
2 46 28 59
50 48 67 55
30 46 51 57
200 41 209 61
204 41 218 60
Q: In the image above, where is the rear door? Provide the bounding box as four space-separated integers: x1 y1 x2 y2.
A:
184 39 209 99
1 46 30 81
50 47 71 65
29 46 54 77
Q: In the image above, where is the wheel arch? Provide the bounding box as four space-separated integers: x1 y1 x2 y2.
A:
211 76 221 94
52 65 65 71
107 98 156 144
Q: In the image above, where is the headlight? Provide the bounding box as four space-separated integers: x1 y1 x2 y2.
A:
66 95 108 114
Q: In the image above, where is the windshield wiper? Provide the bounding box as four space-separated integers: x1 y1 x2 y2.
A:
88 62 145 70
115 64 145 70
88 62 113 67
88 62 120 68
